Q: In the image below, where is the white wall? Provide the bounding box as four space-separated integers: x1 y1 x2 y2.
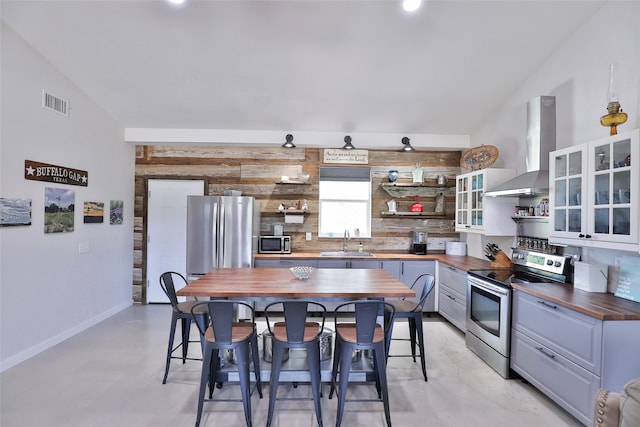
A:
0 24 135 372
466 2 640 267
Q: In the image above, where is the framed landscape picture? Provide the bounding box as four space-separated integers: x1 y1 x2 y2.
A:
0 198 32 227
45 187 75 233
83 201 104 224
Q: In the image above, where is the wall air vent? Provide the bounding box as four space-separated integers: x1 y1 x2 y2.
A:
42 90 69 117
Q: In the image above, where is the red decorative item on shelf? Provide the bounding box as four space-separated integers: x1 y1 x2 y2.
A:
410 196 423 212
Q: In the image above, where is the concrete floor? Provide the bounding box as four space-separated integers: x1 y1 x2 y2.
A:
0 304 583 427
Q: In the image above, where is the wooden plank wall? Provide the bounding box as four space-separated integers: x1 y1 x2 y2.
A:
133 145 461 303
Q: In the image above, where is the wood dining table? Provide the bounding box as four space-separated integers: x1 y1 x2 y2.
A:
176 267 415 384
176 267 415 300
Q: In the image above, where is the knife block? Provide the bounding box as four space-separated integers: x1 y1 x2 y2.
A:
490 250 514 268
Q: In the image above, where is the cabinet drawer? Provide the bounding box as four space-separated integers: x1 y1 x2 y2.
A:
438 264 467 296
512 290 602 375
438 284 466 332
511 329 600 426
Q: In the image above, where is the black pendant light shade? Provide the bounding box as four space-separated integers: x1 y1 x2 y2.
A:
400 136 415 152
282 134 296 148
342 135 355 150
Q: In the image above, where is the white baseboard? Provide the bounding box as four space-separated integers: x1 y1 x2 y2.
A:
0 300 133 373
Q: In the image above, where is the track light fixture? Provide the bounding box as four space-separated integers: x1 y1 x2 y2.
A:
400 136 415 152
282 134 296 148
342 135 355 150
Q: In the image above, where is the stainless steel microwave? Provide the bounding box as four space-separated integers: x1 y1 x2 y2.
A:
258 236 291 254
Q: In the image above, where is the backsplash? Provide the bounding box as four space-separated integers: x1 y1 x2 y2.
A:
133 145 461 302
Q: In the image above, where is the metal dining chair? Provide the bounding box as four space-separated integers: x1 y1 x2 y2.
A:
384 273 436 382
190 300 263 427
159 271 208 384
263 300 327 427
329 300 396 427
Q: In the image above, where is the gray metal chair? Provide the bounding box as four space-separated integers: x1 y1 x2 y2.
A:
190 300 263 427
159 271 207 384
264 300 327 427
329 300 396 427
384 273 435 382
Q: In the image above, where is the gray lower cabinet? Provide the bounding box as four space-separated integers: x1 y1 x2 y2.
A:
437 264 467 332
316 259 380 269
511 290 640 426
380 260 401 278
254 259 318 268
392 260 436 312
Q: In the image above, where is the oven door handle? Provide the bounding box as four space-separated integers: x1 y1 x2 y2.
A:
467 277 510 295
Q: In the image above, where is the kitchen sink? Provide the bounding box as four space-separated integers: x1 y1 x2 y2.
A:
320 251 375 257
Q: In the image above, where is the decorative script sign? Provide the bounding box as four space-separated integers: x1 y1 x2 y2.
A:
323 149 369 164
24 160 88 187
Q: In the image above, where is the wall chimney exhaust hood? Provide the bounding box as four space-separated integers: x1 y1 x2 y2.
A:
484 96 556 197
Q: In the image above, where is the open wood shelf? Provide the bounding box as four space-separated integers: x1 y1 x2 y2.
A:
380 211 448 217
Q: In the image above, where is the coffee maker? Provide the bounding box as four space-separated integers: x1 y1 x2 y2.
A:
411 231 427 255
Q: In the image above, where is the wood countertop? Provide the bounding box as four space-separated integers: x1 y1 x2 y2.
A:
255 252 640 321
177 267 415 299
255 252 493 271
511 282 640 321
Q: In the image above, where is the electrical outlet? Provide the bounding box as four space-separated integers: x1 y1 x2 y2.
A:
306 232 312 241
615 256 623 268
79 242 90 254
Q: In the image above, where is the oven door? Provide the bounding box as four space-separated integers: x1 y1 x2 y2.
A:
466 276 511 357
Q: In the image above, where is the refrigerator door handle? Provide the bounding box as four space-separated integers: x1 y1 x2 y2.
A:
217 200 225 268
212 200 220 269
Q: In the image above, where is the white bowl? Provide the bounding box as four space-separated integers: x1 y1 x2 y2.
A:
290 266 316 280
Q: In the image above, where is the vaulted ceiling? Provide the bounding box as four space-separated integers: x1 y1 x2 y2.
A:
2 0 605 139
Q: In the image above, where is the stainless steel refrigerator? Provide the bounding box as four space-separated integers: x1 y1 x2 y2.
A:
186 195 261 282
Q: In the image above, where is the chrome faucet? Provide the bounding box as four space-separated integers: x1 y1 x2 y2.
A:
343 229 350 252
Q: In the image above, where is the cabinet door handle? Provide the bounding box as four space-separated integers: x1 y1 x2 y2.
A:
447 294 456 301
535 346 556 359
447 266 456 271
585 234 592 239
578 234 585 238
537 300 557 309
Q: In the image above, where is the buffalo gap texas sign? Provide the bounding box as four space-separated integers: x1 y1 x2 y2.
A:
24 160 88 187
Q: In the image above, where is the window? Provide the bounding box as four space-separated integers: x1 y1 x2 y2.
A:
318 166 371 238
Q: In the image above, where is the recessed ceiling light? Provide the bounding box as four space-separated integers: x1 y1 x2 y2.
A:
167 0 186 5
403 0 422 13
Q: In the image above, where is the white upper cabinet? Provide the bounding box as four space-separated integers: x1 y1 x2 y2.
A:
455 168 517 236
549 129 639 251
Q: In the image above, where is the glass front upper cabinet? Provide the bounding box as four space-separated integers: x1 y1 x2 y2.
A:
550 146 587 237
589 133 634 241
549 128 638 250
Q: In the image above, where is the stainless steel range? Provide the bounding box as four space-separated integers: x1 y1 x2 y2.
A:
465 248 573 378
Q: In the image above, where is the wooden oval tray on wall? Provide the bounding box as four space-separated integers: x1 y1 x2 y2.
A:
460 145 499 170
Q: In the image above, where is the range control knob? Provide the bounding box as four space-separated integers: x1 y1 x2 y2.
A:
554 261 562 267
546 259 554 265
